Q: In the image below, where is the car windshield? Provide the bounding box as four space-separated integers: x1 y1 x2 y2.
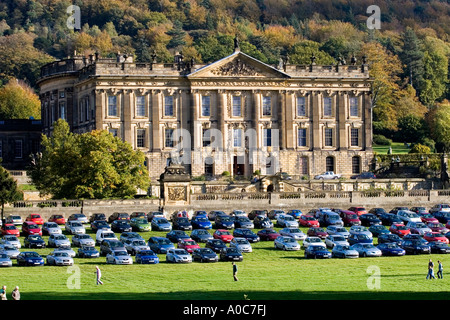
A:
284 216 294 221
136 219 148 224
25 252 40 257
385 243 398 248
139 250 154 255
196 230 208 235
303 216 316 221
173 249 186 255
71 222 82 227
219 231 231 235
282 238 295 243
47 223 58 227
83 246 96 251
227 248 240 253
157 218 169 224
54 235 66 239
79 234 90 239
54 252 69 257
235 239 248 244
362 244 375 248
132 240 146 246
332 236 345 241
103 233 115 238
311 246 325 251
109 241 124 247
29 235 42 240
309 238 321 243
347 214 358 219
5 225 16 230
115 251 128 256
0 254 8 259
158 238 172 245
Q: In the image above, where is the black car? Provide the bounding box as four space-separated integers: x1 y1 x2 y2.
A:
350 172 376 179
108 212 130 223
208 210 227 221
233 216 254 229
24 235 46 249
433 211 450 224
90 220 110 232
400 240 431 255
368 208 387 217
205 239 227 253
389 207 409 215
190 229 213 243
379 213 403 226
110 220 132 233
248 210 268 220
378 233 403 245
254 216 273 229
232 228 260 243
219 247 243 262
359 214 382 227
100 239 126 256
172 217 192 231
214 215 235 229
166 230 190 243
192 248 218 263
429 241 450 254
89 213 106 223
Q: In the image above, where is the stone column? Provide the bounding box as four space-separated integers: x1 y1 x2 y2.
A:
151 90 161 151
123 90 132 144
311 91 320 150
94 89 104 130
338 91 347 150
363 92 373 151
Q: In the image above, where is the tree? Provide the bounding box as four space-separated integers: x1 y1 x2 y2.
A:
28 119 150 199
0 78 41 119
430 103 450 152
0 165 23 223
400 27 424 90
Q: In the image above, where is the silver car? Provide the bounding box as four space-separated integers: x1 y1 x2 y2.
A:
406 221 432 235
5 215 23 226
279 228 306 241
326 225 350 239
123 239 150 255
48 234 71 248
349 225 373 238
302 236 325 249
0 253 12 267
65 221 86 235
166 248 192 263
331 245 359 258
230 237 252 253
1 235 21 249
46 251 74 266
72 234 95 247
325 235 349 248
42 222 62 235
0 245 20 259
53 245 76 258
106 250 133 265
276 214 299 228
350 243 382 257
274 236 300 251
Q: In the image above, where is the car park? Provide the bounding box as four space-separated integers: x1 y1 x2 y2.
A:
304 245 331 258
172 217 192 231
106 250 133 265
100 239 126 256
42 222 62 235
325 225 350 239
406 221 432 235
5 215 23 226
123 238 150 255
22 221 42 236
423 232 449 244
191 215 212 230
230 237 252 253
389 224 411 238
190 229 213 243
233 228 260 243
26 214 44 225
24 235 46 249
253 215 273 229
214 215 235 229
17 251 44 266
65 220 86 235
0 253 12 267
278 228 306 241
274 236 300 251
428 241 450 254
0 235 21 249
48 214 66 225
331 245 359 258
257 228 280 241
276 214 299 228
192 248 218 263
219 247 243 262
205 239 227 253
302 236 326 249
233 216 254 229
108 212 130 223
46 251 74 266
359 213 382 226
135 250 159 264
95 229 118 245
177 239 201 253
166 230 190 243
298 215 320 228
348 233 373 245
1 224 20 237
368 224 390 237
325 235 348 249
72 234 95 247
68 213 89 224
148 237 175 254
376 243 406 256
349 243 382 257
151 217 172 231
77 245 100 258
130 218 151 232
400 240 431 255
166 248 192 263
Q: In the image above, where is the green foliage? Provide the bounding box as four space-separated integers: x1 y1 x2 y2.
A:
0 79 41 119
373 134 392 146
28 119 150 199
430 103 450 152
0 164 23 220
408 144 431 154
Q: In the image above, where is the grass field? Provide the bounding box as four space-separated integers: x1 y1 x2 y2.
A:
373 142 411 155
1 221 448 302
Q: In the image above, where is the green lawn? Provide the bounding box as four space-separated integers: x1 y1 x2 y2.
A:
1 223 448 301
373 142 411 155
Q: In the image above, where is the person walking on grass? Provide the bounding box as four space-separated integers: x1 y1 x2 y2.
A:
95 266 103 285
11 286 20 300
426 259 436 279
233 262 239 281
1 285 7 300
437 260 443 279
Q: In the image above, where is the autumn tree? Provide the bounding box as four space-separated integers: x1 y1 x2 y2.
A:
0 79 41 119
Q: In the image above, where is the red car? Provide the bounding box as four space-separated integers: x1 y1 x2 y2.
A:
26 213 44 225
348 207 367 216
389 223 410 238
177 239 201 253
298 215 320 228
427 222 449 233
423 232 449 244
306 227 328 239
419 213 438 224
339 210 361 226
22 221 42 236
48 214 66 225
213 229 234 243
256 229 280 241
1 224 20 237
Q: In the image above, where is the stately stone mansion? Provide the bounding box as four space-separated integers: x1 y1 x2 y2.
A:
38 44 373 180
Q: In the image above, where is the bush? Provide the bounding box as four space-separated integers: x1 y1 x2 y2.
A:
373 134 392 146
409 144 431 154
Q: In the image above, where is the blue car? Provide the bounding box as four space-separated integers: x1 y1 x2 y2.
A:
148 236 175 254
377 243 405 256
191 215 212 230
77 245 100 258
166 230 190 243
304 245 331 259
214 215 235 229
135 250 159 264
368 224 390 237
151 217 172 231
378 233 403 245
17 251 44 266
348 233 373 245
233 228 260 243
287 209 303 219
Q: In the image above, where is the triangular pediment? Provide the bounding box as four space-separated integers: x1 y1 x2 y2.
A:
188 50 290 79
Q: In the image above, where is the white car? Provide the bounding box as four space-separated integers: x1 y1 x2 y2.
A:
46 251 74 266
166 248 192 263
96 229 118 245
230 237 252 253
302 236 326 249
65 221 86 235
325 234 349 249
0 244 20 259
0 235 21 249
274 236 300 251
314 171 341 180
42 222 62 235
350 243 382 257
396 210 422 224
0 253 12 267
72 234 95 247
106 250 133 265
279 228 306 241
406 221 432 235
276 214 299 228
5 215 23 226
349 225 373 238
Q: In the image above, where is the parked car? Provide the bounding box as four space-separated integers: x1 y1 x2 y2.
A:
0 235 21 249
190 229 213 243
397 210 422 224
331 244 359 258
325 225 350 239
208 210 227 221
298 215 320 228
151 217 172 232
318 211 344 227
302 236 326 249
166 230 190 243
71 234 94 247
46 251 73 266
135 250 159 264
89 213 106 223
433 211 450 224
406 221 432 236
233 228 260 243
307 227 328 239
376 243 406 256
213 229 233 243
233 216 254 229
247 210 268 220
351 171 376 179
123 238 150 255
5 215 23 226
191 215 212 230
276 214 299 228
427 222 449 233
214 215 235 229
65 221 86 235
26 213 44 225
100 239 126 256
410 207 428 214
348 207 367 216
205 239 227 253
377 233 403 245
95 229 118 245
177 239 201 253
349 243 382 257
419 213 439 224
16 251 44 266
268 209 285 219
359 214 382 226
379 213 404 226
368 207 387 217
368 224 390 237
349 225 373 238
429 241 450 254
130 212 147 220
304 245 331 258
348 233 373 245
314 171 341 180
230 237 252 253
429 204 450 214
278 228 306 241
24 235 46 249
130 218 151 232
67 213 89 224
390 206 409 214
42 222 62 235
423 232 449 244
108 212 130 223
256 228 280 241
106 250 133 265
1 224 20 237
400 240 431 255
219 247 243 262
192 248 218 263
286 209 303 219
48 214 66 225
0 244 20 259
166 248 192 263
110 220 132 233
339 210 361 227
325 234 349 249
274 236 300 251
389 224 411 238
229 210 246 217
172 217 192 231
77 245 100 258
148 236 174 254
253 216 273 229
48 233 71 248
22 221 42 236
0 253 12 267
147 211 164 222
91 220 111 232
119 232 143 243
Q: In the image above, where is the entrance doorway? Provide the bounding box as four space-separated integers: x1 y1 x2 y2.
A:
233 155 245 176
